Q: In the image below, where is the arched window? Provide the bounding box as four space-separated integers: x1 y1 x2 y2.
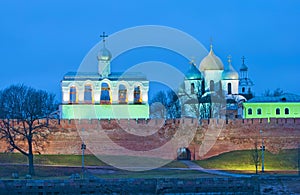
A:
285 108 289 115
242 87 245 93
100 82 111 104
248 88 251 94
118 84 127 104
134 86 142 104
70 86 77 103
84 84 92 103
227 83 232 94
248 108 252 115
276 108 280 115
257 108 262 115
210 80 214 91
191 83 195 94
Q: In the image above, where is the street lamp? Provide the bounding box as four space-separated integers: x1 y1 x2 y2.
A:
81 128 86 174
260 129 265 173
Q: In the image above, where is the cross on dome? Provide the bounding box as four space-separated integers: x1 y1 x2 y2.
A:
189 57 196 66
227 55 232 64
100 32 108 43
241 56 246 65
209 37 213 51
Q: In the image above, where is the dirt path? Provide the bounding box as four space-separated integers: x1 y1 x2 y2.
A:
180 160 252 178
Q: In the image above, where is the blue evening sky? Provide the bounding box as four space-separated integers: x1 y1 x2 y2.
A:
0 0 300 101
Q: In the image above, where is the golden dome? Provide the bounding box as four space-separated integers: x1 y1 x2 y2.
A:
199 45 224 72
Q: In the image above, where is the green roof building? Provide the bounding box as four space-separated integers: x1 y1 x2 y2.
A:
243 93 300 119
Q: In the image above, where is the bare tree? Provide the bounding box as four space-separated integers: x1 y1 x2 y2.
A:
151 80 226 120
150 91 168 118
174 79 226 119
263 88 284 97
251 138 260 174
273 88 284 97
178 81 204 119
166 90 181 119
150 90 181 119
0 84 57 175
263 89 272 97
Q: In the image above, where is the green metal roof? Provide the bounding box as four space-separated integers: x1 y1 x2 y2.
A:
247 93 300 103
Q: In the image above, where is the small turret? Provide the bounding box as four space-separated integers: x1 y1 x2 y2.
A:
239 56 254 99
97 32 111 78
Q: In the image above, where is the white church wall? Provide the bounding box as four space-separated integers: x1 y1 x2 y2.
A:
221 80 239 95
202 70 223 90
184 80 202 95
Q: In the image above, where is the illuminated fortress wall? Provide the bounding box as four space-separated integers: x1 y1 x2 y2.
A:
0 118 299 160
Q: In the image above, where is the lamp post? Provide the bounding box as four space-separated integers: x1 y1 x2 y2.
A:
260 129 265 173
81 128 86 174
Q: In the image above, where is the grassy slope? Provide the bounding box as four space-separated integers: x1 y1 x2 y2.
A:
196 149 298 171
0 153 192 179
1 149 298 171
0 153 106 166
0 153 187 168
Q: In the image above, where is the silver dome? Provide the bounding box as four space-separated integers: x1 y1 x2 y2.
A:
97 47 112 61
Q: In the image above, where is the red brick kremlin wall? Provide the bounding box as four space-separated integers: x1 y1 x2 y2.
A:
0 118 299 160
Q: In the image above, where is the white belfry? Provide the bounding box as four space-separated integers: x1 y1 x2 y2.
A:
60 32 149 119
